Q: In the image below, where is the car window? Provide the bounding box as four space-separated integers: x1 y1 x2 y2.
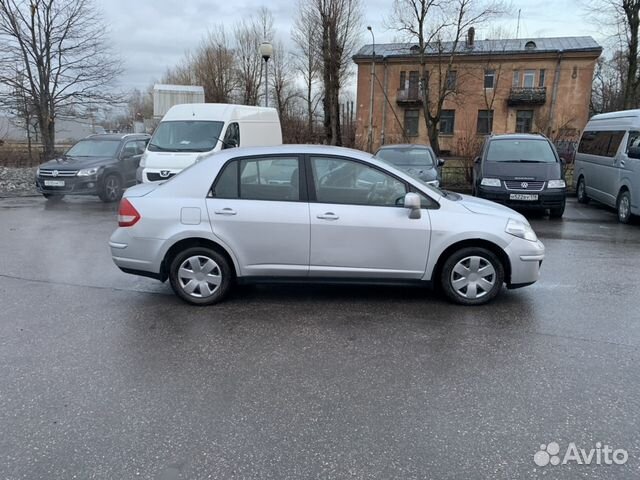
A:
486 139 557 163
578 130 625 157
122 142 139 157
626 131 640 151
136 140 148 154
212 157 300 201
376 147 434 167
222 123 240 149
148 120 225 152
311 156 407 207
66 139 120 157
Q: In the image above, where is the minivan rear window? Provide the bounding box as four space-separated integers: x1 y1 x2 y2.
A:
486 139 557 163
578 130 625 157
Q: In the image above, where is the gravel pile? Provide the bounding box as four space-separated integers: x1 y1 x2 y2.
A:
0 166 38 197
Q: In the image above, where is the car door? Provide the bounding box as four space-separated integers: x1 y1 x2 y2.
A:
307 155 430 279
205 155 310 277
120 141 143 186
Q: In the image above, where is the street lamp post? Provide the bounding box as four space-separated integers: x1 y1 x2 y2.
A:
367 26 375 152
259 42 273 108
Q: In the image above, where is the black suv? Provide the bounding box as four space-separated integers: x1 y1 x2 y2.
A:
472 133 567 218
35 133 150 202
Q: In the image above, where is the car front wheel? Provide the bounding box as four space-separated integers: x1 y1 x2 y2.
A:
168 247 232 305
617 190 632 224
577 177 589 204
440 247 505 306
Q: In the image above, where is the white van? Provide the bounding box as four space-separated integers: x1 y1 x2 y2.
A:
138 103 282 183
574 109 640 223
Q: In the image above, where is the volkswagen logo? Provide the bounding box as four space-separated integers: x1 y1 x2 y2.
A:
159 170 170 178
521 182 529 189
52 170 59 177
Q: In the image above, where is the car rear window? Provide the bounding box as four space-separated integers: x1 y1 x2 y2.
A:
486 139 557 163
376 147 434 167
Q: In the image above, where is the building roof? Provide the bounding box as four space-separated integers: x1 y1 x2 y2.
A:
353 36 602 61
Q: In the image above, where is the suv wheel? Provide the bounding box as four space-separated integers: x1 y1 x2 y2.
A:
99 174 122 202
577 177 589 204
441 247 504 306
169 247 232 305
617 190 632 224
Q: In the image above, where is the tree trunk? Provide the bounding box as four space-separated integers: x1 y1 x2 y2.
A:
624 1 640 109
39 110 55 160
427 120 440 156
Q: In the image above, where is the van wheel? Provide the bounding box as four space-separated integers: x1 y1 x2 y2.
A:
440 247 504 306
617 190 632 224
576 177 589 204
169 247 232 305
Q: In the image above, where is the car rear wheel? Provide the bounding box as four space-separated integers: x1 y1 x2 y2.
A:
617 190 632 224
169 247 232 305
440 247 504 306
577 177 589 204
99 174 122 203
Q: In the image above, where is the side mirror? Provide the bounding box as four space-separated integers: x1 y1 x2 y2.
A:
474 156 481 164
438 158 445 167
628 146 640 159
404 192 421 219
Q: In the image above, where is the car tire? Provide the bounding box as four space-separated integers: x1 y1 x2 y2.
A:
43 193 64 201
99 174 122 203
169 247 233 306
440 247 504 306
576 177 589 204
549 202 565 219
617 190 632 224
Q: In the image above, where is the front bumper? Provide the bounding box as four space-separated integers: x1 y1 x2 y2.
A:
505 237 545 288
478 186 566 209
35 175 100 195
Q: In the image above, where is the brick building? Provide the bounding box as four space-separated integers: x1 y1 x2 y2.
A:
352 35 602 154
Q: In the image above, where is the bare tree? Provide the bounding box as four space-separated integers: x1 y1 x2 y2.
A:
193 27 237 103
270 41 302 135
388 0 504 155
0 0 122 159
292 0 322 139
591 51 626 114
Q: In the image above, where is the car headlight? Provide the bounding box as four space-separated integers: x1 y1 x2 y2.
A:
139 152 148 168
505 218 538 242
481 177 501 187
77 167 99 176
426 179 440 187
547 179 566 189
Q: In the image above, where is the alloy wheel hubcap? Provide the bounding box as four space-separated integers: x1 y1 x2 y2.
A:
451 256 496 299
578 182 585 198
106 178 119 200
619 196 630 220
178 256 222 298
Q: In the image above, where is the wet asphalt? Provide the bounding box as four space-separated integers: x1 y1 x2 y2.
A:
1 195 640 479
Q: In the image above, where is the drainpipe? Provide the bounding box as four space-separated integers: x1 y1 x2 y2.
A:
548 52 563 136
381 59 388 146
367 27 376 152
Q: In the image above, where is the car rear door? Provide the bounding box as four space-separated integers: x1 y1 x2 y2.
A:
205 155 310 277
307 155 430 280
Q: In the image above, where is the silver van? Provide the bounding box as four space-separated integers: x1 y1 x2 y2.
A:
574 110 640 223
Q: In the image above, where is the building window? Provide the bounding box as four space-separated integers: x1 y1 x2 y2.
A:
408 71 419 92
523 70 536 88
400 71 406 89
512 70 520 88
477 110 493 134
516 110 534 133
539 69 546 87
404 109 420 137
484 69 495 89
440 110 455 135
447 70 457 90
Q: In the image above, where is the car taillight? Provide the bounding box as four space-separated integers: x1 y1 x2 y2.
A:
118 198 140 227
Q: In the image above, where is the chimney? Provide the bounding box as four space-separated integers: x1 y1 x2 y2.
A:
467 27 475 48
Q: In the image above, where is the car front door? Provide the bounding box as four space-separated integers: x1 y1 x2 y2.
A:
120 141 143 186
307 155 431 279
205 155 310 277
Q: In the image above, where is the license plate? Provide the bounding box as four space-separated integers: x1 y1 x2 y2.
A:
44 180 65 187
510 193 538 201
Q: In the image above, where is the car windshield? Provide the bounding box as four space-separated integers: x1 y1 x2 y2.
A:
486 139 557 163
374 154 446 198
66 139 121 157
376 147 435 167
148 120 225 152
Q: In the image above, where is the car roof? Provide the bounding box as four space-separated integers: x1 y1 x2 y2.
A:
376 143 433 150
85 133 150 141
488 133 549 142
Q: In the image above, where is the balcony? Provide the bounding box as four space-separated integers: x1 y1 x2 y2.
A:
508 87 547 106
396 88 422 106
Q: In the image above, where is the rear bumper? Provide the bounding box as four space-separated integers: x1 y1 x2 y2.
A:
478 186 566 209
109 233 166 280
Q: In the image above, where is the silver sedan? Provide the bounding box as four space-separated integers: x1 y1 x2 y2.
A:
109 145 545 306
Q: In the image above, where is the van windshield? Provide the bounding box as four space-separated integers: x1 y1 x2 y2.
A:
486 139 557 163
148 120 225 152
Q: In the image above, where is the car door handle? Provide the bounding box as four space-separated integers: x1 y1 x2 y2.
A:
317 212 339 220
214 208 237 216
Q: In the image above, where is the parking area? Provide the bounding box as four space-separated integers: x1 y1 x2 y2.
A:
1 196 640 479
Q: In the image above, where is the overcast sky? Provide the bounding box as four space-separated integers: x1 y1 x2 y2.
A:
101 0 603 91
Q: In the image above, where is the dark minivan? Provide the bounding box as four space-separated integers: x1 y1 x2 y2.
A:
472 134 567 218
35 133 150 202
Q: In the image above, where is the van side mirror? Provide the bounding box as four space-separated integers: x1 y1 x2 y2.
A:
438 158 445 167
628 146 640 159
404 192 421 219
474 156 481 164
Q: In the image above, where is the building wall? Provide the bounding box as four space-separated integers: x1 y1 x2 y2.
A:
355 52 599 154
